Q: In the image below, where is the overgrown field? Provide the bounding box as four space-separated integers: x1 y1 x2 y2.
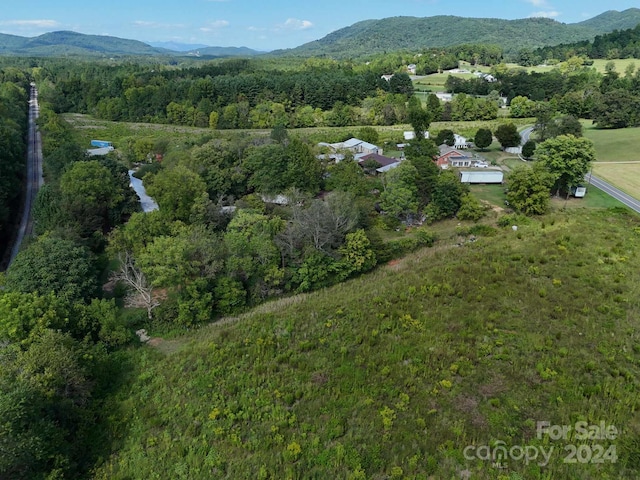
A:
95 209 640 479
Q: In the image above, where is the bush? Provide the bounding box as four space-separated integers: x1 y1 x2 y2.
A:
497 213 531 227
415 227 436 247
456 193 485 221
468 224 498 237
132 162 162 179
386 237 419 257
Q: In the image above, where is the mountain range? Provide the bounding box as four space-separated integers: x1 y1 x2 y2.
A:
0 31 262 58
0 9 639 59
274 8 640 58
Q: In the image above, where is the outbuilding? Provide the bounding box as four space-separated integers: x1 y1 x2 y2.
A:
459 170 504 184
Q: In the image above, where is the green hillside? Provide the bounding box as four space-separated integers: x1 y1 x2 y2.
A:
0 31 167 57
95 209 640 479
276 10 640 59
24 31 163 55
576 8 640 30
0 33 29 52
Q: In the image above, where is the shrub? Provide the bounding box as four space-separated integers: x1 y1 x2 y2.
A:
456 193 486 221
415 227 436 247
497 213 530 227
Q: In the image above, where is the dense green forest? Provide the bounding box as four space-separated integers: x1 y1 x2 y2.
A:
0 102 140 478
527 23 640 65
26 48 640 130
0 68 29 265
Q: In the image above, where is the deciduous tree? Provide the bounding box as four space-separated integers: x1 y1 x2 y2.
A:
474 128 493 150
5 234 99 302
494 123 521 149
536 134 595 197
506 164 555 215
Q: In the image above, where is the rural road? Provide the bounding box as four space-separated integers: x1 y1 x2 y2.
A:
585 173 640 213
520 126 534 144
8 83 43 267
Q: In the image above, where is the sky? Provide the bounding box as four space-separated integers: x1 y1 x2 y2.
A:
1 0 639 51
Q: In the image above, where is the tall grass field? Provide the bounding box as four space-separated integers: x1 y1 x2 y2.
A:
95 208 640 479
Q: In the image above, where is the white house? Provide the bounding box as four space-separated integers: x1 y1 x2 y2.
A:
473 72 497 82
454 134 473 149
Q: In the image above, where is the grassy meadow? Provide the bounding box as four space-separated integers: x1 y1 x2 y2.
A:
94 208 640 479
592 163 640 199
583 123 640 163
589 59 640 75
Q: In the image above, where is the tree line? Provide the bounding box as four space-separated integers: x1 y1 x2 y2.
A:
0 104 140 479
528 23 640 65
0 68 30 265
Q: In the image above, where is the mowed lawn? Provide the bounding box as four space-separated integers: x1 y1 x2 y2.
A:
583 123 640 162
590 58 640 74
469 183 506 207
592 162 640 199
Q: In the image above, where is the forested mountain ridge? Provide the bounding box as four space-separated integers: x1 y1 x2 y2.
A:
532 21 640 62
576 7 640 30
0 31 167 57
0 31 261 58
274 9 640 59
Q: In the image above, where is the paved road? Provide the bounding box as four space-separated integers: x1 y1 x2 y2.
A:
520 126 534 144
585 172 640 213
8 83 43 267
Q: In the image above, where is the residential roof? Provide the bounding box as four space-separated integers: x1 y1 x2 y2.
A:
358 153 399 169
438 144 469 157
86 147 114 156
343 138 379 151
375 163 400 173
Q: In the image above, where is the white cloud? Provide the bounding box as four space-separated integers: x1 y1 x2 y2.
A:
133 21 185 29
200 20 230 32
529 10 560 18
0 19 59 28
281 18 313 31
525 0 548 6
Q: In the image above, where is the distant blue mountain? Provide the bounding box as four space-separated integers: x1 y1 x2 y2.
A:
0 31 263 57
186 46 264 57
147 41 210 52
